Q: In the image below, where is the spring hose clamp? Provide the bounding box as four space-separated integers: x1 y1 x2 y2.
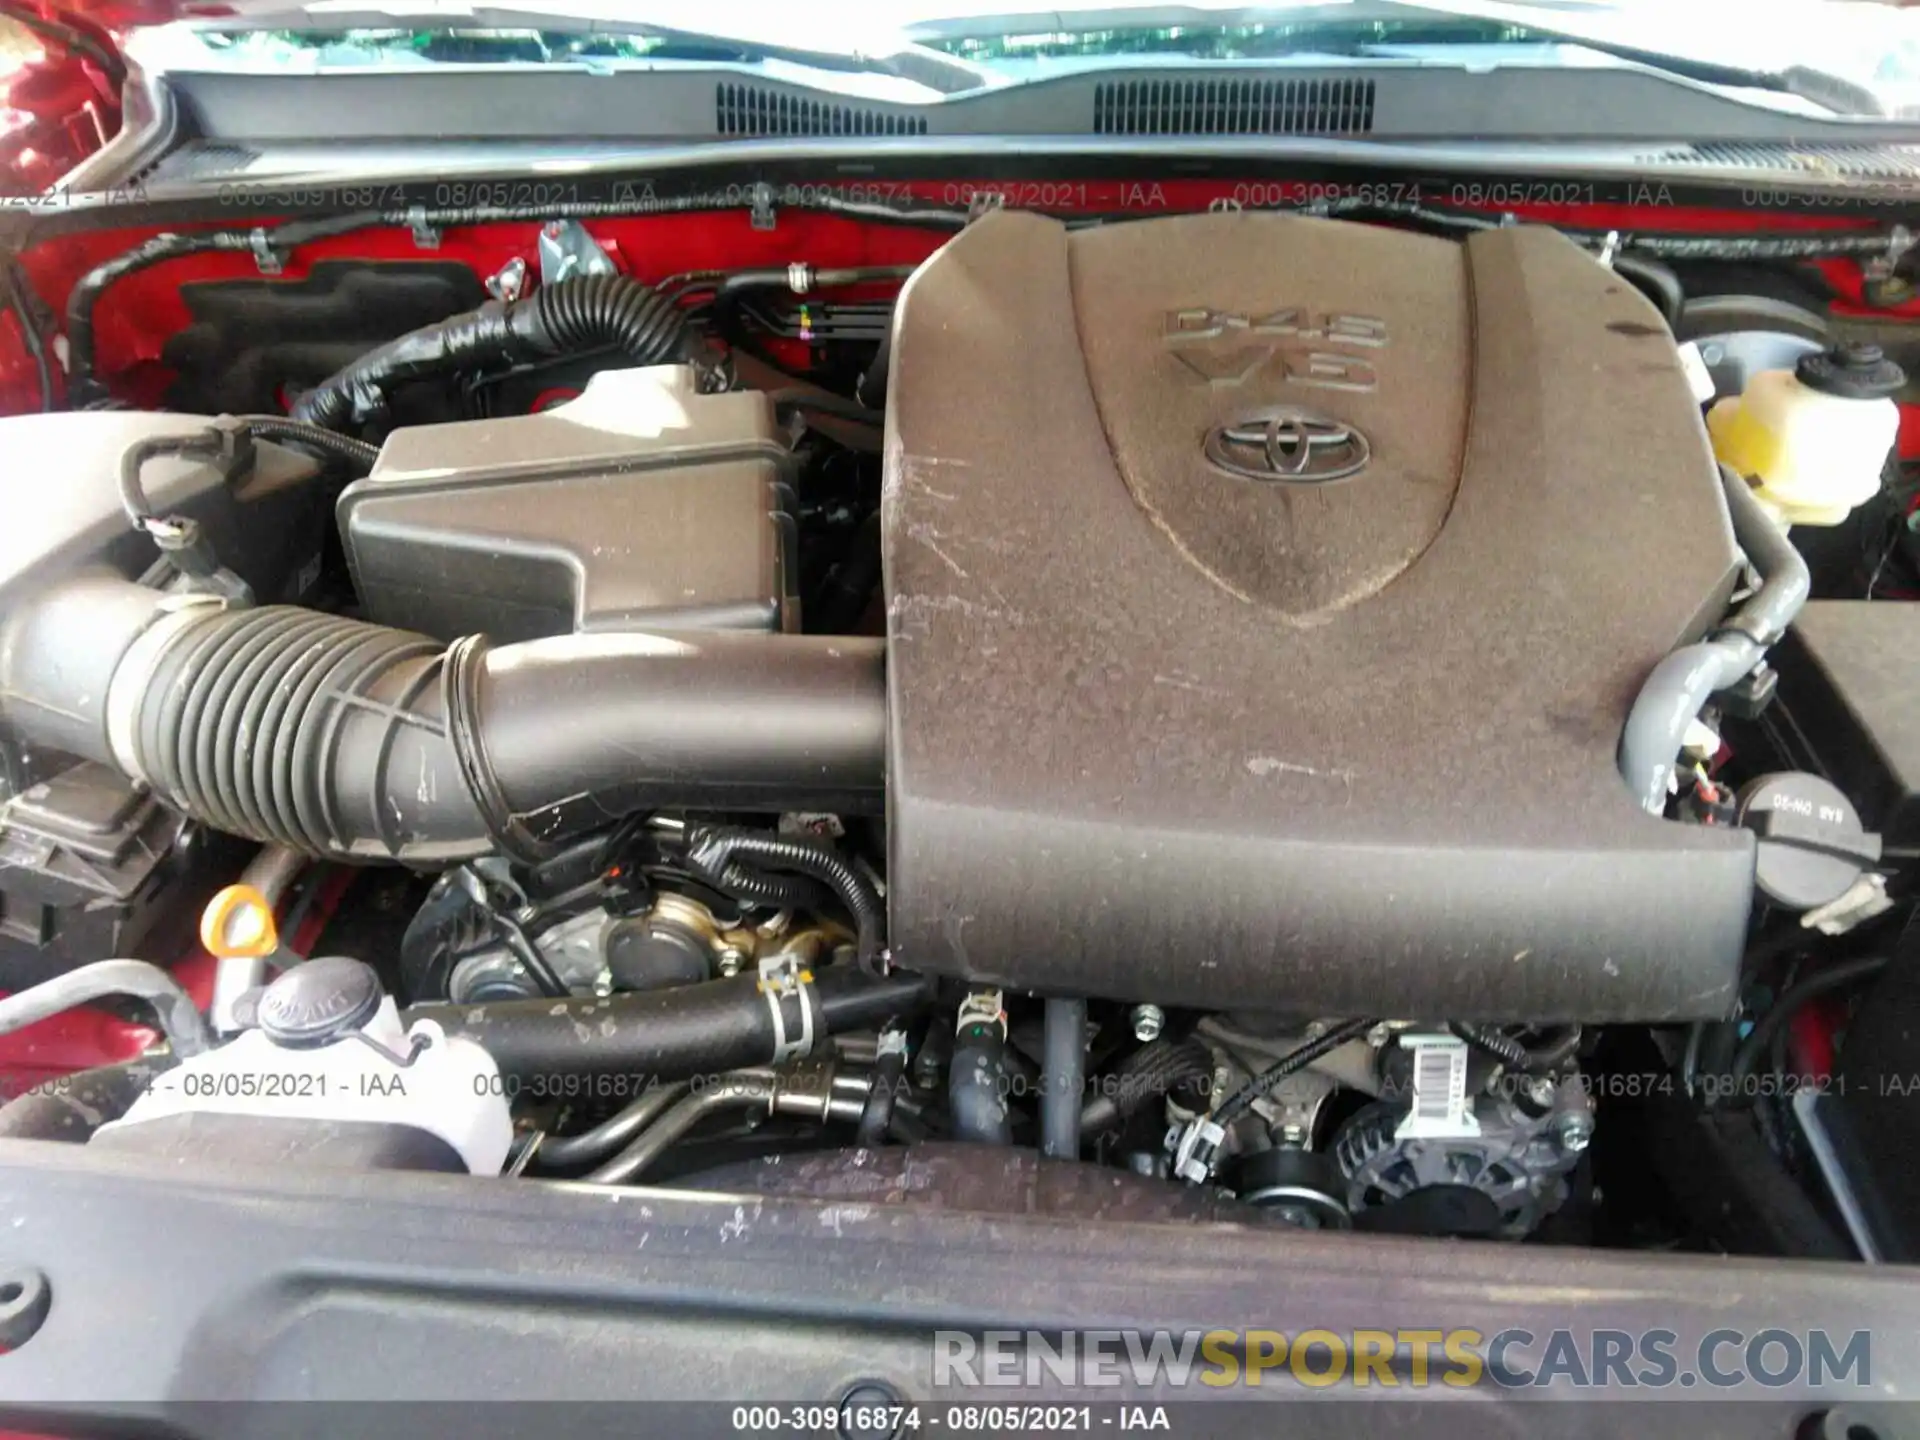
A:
757 953 817 1066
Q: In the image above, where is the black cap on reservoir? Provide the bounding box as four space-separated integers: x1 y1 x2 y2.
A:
1795 342 1906 401
256 955 384 1048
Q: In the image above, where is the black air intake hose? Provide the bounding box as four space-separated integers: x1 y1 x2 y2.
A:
291 274 690 432
0 581 886 863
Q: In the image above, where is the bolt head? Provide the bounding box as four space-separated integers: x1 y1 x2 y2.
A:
1555 1114 1594 1153
1130 1004 1165 1042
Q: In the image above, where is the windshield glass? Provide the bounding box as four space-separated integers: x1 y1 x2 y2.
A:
152 0 1920 119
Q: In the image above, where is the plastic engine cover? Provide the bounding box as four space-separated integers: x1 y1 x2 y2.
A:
882 209 1753 1021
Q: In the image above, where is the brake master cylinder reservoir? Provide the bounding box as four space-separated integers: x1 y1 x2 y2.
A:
1707 342 1904 526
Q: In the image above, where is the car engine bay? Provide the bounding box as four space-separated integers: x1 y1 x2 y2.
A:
0 191 1916 1258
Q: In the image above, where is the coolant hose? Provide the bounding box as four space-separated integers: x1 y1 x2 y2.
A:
407 967 931 1084
949 991 1013 1145
0 961 212 1058
1618 464 1811 814
0 581 886 863
856 1027 910 1146
292 274 689 432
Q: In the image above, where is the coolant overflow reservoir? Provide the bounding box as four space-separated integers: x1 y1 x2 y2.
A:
1707 341 1904 526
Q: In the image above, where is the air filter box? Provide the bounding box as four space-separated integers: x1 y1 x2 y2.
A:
340 366 798 642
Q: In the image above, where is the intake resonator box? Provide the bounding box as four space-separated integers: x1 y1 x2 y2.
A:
882 210 1753 1021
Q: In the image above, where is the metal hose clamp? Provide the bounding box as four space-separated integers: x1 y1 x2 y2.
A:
758 953 818 1066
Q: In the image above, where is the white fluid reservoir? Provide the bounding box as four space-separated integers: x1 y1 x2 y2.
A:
98 955 514 1174
1707 342 1904 527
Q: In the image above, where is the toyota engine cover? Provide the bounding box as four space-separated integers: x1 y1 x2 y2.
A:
882 209 1755 1021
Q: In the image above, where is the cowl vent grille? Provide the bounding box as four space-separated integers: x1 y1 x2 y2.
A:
716 82 928 137
1093 77 1375 135
1639 141 1920 179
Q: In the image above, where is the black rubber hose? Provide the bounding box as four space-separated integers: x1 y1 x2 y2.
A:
683 825 885 971
1719 955 1891 1109
292 274 689 432
949 1004 1013 1146
1214 1019 1378 1127
408 966 930 1084
1080 1037 1216 1136
856 1030 910 1147
0 1059 164 1142
1040 997 1087 1160
7 581 889 863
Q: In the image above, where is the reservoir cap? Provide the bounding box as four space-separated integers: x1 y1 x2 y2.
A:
1796 342 1906 401
257 955 383 1048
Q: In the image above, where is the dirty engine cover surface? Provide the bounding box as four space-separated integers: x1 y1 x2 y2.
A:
882 209 1754 1021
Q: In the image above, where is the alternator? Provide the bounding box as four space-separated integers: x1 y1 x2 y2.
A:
1332 1050 1594 1239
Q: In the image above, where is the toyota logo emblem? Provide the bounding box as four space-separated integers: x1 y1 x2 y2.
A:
1203 407 1371 485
